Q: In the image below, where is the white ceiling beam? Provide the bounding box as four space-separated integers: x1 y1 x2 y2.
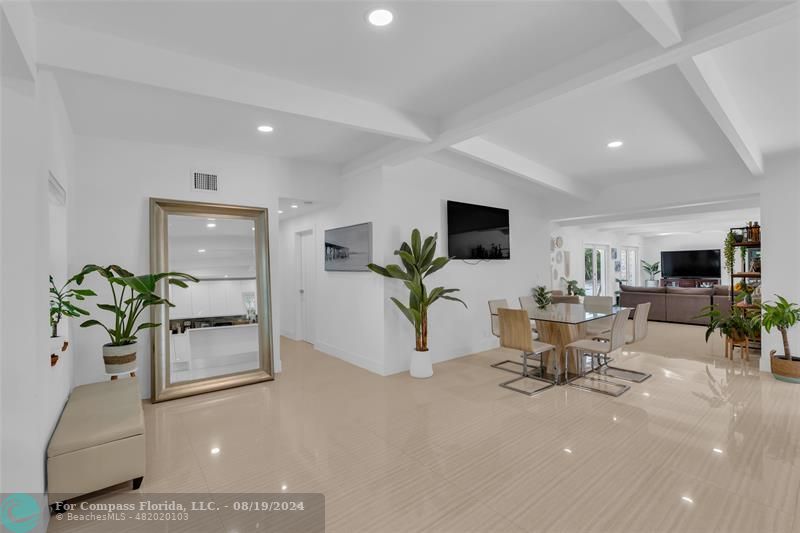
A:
553 193 760 227
617 0 683 48
450 137 586 198
343 0 797 177
35 19 435 142
1 1 37 80
678 55 763 175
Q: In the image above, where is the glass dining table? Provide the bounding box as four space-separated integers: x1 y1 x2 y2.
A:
494 302 626 382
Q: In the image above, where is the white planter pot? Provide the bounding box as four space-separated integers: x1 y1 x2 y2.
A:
644 280 659 288
410 349 433 379
103 342 138 375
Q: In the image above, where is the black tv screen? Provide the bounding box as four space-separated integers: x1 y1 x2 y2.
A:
661 249 721 278
446 201 510 260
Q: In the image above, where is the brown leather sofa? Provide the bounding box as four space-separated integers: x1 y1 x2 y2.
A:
618 285 666 321
712 285 733 318
620 285 729 325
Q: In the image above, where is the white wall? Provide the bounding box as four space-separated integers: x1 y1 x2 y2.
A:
555 226 643 292
1 45 76 523
759 152 800 370
279 157 552 375
69 136 338 398
279 169 386 374
381 158 550 374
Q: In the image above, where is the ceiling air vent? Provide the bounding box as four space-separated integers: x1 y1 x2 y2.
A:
193 172 218 192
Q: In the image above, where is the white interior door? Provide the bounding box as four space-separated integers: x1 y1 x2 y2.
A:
298 231 315 343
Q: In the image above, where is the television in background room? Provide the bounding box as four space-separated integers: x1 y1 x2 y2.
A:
324 222 372 271
661 249 721 278
446 201 510 260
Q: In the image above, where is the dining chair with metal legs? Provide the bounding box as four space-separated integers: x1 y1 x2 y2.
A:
496 308 557 396
583 296 614 337
489 299 532 374
518 295 539 337
594 302 652 383
564 308 632 397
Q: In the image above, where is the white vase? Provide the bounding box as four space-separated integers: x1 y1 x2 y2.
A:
103 342 138 376
644 280 659 288
410 349 433 378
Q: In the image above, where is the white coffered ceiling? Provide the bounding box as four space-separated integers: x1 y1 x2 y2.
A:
31 0 800 196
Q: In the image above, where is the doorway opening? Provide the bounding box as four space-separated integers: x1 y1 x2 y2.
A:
584 244 609 296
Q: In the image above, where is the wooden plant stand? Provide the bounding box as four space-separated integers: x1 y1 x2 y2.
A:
725 335 750 361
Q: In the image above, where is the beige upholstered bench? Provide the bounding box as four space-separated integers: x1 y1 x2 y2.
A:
47 378 145 512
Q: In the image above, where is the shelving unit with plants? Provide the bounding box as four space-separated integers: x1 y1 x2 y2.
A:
725 223 762 348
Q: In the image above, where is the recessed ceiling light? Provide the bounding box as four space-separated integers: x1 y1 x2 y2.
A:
290 204 298 209
257 125 274 133
367 8 394 26
563 448 573 454
681 496 694 504
607 140 624 149
281 484 288 491
198 249 206 253
712 448 723 454
224 275 229 278
278 210 284 214
207 223 216 228
210 447 220 455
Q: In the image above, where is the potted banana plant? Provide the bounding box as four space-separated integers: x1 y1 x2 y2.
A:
49 274 96 366
368 229 466 378
75 264 197 377
760 295 800 383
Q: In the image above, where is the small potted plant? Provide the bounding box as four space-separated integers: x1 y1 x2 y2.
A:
760 296 800 383
560 278 586 297
533 286 552 309
641 260 660 287
49 274 96 366
75 264 197 377
368 229 466 378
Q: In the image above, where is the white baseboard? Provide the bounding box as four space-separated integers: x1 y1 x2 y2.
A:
383 339 499 376
313 341 384 375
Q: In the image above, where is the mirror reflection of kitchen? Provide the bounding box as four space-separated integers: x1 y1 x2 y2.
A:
167 214 260 383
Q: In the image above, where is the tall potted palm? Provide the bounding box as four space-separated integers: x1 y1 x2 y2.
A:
760 295 800 383
75 264 197 377
368 229 466 378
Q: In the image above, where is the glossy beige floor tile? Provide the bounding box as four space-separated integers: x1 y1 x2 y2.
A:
49 322 800 532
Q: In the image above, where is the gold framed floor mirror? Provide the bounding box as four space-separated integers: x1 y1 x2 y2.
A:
150 198 274 402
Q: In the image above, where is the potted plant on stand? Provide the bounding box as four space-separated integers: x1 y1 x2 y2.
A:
760 296 800 383
641 260 660 287
368 229 466 378
49 274 96 366
697 304 760 359
76 264 197 378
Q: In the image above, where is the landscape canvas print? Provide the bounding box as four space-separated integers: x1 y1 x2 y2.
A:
324 222 373 271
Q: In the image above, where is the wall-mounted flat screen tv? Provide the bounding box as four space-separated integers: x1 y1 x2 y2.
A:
661 249 721 278
446 201 510 260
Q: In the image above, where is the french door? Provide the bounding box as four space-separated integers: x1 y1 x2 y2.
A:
584 245 609 296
